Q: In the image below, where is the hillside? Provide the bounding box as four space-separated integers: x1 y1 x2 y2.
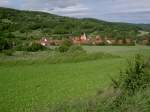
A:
138 24 150 31
0 7 143 40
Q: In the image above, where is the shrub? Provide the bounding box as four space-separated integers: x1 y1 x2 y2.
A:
3 49 14 56
111 55 150 95
26 43 47 52
63 39 72 47
15 44 26 51
58 45 69 53
15 42 29 51
0 38 13 51
68 45 86 53
119 55 150 95
58 39 73 52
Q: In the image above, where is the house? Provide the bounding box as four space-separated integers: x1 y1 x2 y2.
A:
72 37 82 45
111 39 117 45
53 40 63 45
106 40 112 44
95 36 104 44
142 37 149 45
125 38 133 45
104 38 113 45
126 38 131 44
39 37 63 46
40 38 50 46
117 39 124 45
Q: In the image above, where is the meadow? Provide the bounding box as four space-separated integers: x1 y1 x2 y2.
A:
0 46 150 112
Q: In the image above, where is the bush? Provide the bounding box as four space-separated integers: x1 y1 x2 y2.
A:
118 55 150 95
0 38 13 51
26 43 47 52
58 39 73 53
15 44 26 51
3 49 14 56
68 45 86 53
58 45 69 53
15 42 29 51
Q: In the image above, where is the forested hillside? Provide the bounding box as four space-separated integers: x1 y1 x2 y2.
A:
0 7 143 40
138 24 150 31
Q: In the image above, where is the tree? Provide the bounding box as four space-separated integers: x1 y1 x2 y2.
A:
0 38 13 51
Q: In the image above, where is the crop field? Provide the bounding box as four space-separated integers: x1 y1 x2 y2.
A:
0 46 150 112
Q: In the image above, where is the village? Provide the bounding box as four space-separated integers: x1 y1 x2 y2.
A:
1 5 150 112
38 33 150 46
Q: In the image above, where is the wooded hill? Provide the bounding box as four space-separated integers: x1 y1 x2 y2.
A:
137 24 150 31
0 7 149 41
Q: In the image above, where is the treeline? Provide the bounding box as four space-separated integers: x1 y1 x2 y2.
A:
137 24 150 32
0 7 142 40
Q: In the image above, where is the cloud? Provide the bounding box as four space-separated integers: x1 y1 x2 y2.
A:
21 0 81 9
49 4 89 17
20 0 89 17
102 11 150 23
0 0 10 6
0 0 150 23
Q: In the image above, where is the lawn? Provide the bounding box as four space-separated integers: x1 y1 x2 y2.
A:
0 46 150 112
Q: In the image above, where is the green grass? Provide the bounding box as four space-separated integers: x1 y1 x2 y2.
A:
0 46 150 112
84 45 150 57
0 59 124 112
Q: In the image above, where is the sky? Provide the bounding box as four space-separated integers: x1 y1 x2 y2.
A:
0 0 150 23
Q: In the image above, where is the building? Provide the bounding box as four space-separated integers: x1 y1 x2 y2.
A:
72 33 89 45
40 38 50 46
142 37 149 45
39 37 63 46
80 33 87 41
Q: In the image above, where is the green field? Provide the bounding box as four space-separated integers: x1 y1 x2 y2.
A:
0 46 150 112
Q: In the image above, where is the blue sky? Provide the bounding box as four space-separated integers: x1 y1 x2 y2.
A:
0 0 150 23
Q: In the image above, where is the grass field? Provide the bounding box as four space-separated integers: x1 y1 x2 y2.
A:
0 46 150 112
84 45 150 57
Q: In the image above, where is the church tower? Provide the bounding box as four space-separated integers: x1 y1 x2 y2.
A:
80 33 87 40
